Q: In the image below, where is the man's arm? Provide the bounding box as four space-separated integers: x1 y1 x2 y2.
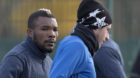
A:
0 55 23 78
94 47 126 78
130 51 140 78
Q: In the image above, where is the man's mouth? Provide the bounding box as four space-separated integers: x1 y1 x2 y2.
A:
44 40 56 47
45 40 56 43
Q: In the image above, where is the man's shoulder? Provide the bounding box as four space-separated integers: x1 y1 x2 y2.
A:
58 35 88 54
0 43 29 65
5 42 29 58
102 39 120 51
61 35 84 45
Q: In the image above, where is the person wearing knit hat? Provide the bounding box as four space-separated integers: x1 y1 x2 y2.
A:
49 0 111 78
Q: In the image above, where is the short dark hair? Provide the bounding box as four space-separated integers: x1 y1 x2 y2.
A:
28 9 55 29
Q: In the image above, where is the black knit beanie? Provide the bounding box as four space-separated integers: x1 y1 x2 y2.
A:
77 0 112 29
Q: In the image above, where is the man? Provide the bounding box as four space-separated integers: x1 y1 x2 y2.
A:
130 49 140 78
49 0 112 78
0 8 58 78
94 37 126 78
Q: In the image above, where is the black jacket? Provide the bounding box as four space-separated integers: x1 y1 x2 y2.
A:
0 37 52 78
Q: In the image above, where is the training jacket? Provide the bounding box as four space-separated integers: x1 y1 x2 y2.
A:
49 35 96 78
0 37 52 78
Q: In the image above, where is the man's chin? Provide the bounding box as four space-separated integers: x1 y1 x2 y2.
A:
39 47 53 53
44 47 54 53
46 49 53 53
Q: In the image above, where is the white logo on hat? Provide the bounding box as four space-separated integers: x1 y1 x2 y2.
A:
89 9 101 17
93 16 108 28
89 9 108 28
80 9 109 28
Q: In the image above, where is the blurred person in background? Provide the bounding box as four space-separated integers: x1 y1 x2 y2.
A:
49 0 112 78
94 34 126 78
130 49 140 78
0 8 58 78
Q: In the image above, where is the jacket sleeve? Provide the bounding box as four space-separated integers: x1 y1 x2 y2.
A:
130 51 140 78
49 42 85 78
94 47 126 78
0 55 23 78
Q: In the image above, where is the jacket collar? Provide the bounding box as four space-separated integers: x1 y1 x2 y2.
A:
23 37 48 60
71 24 99 56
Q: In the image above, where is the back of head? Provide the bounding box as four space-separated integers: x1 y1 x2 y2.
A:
28 8 55 29
77 0 112 29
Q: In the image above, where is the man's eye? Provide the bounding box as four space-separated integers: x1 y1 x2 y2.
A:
41 28 48 30
54 28 58 31
107 28 111 33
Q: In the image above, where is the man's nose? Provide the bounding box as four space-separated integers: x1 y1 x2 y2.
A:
106 31 110 41
48 30 56 38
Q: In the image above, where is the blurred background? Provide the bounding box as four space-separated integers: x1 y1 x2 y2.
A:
0 0 140 77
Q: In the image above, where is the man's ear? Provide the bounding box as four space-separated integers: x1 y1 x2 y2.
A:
27 28 33 38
